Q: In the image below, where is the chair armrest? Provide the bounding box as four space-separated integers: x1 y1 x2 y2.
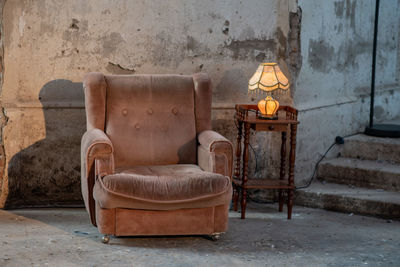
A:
81 128 114 226
197 130 233 179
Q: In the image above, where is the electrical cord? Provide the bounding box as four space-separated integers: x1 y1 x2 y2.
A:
295 133 361 189
295 142 336 189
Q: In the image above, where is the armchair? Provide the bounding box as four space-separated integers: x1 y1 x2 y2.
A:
81 72 233 242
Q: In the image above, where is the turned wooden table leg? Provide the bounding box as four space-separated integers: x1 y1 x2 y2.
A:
279 131 287 212
287 124 297 219
233 118 243 212
241 122 250 219
233 186 239 212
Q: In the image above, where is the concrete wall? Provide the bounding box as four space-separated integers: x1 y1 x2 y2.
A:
0 0 398 207
0 0 299 207
295 0 400 183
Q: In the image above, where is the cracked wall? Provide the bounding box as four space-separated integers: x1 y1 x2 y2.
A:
294 0 400 183
1 0 398 207
0 0 6 207
0 0 299 207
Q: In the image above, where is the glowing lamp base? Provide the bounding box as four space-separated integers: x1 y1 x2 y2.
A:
257 96 279 120
257 113 278 120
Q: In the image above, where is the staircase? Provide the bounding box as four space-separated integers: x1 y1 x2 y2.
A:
295 134 400 219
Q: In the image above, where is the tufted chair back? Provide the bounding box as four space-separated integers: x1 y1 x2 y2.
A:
84 73 212 168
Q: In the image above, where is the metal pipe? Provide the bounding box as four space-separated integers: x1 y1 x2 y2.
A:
369 0 380 128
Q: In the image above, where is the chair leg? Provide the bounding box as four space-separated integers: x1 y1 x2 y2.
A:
101 234 110 244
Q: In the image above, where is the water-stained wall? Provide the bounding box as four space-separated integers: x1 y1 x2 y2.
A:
0 0 399 207
295 0 400 182
0 0 299 207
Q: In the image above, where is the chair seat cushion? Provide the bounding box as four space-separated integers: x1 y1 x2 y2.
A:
93 164 232 210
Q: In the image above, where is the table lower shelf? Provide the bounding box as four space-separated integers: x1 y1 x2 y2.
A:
233 177 295 189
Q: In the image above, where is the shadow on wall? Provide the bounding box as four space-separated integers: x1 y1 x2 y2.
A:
6 80 86 208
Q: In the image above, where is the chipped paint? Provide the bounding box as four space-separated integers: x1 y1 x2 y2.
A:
295 0 400 185
4 0 398 206
106 62 135 74
0 0 299 207
1 0 398 207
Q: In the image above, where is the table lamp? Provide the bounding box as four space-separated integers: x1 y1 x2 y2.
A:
248 63 289 119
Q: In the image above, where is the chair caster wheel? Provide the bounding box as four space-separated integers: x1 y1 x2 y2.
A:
210 233 223 241
101 234 110 244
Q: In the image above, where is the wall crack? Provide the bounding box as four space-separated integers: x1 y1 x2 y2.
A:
0 0 8 208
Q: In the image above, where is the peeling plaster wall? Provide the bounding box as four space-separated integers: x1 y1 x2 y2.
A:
1 0 398 207
0 0 298 207
295 0 400 183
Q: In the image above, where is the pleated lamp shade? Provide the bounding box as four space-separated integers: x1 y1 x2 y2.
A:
248 63 289 94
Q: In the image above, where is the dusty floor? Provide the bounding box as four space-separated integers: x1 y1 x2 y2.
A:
1 203 399 267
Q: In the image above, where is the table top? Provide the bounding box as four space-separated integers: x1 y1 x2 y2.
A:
235 104 299 125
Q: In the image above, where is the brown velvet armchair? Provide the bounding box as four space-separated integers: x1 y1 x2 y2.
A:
81 73 233 243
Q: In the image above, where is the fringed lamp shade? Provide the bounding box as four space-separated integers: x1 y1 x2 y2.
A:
248 63 290 119
248 63 289 95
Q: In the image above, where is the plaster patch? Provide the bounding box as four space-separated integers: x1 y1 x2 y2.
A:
106 62 135 75
308 39 335 73
101 32 124 56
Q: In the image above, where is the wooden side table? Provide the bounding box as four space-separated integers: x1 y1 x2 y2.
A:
232 104 299 219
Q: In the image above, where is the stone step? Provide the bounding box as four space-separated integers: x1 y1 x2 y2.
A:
295 182 400 219
341 134 400 163
317 157 400 191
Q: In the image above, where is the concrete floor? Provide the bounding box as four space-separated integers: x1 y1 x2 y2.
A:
1 203 399 267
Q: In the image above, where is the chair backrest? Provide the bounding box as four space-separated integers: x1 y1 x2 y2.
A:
84 73 212 168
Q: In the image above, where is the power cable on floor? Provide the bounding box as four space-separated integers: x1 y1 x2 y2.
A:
295 142 336 190
295 133 361 190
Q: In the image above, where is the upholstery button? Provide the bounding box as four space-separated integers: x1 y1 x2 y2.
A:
135 123 140 129
147 108 153 115
172 107 178 115
122 109 128 116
